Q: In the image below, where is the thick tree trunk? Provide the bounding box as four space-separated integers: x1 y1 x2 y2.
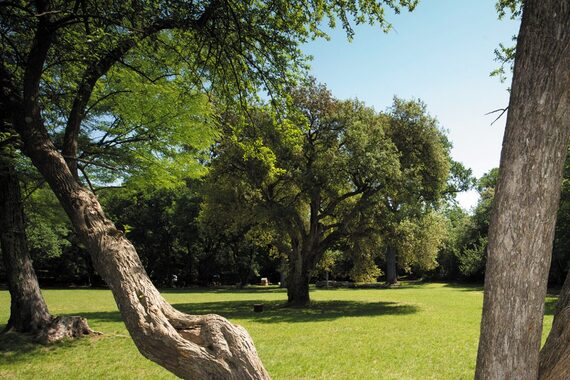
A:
16 128 269 379
385 245 398 285
0 157 95 343
475 2 570 379
0 157 51 332
287 249 310 307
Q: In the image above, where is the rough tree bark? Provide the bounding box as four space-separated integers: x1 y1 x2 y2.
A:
286 227 323 307
385 245 398 285
0 156 95 343
475 1 570 379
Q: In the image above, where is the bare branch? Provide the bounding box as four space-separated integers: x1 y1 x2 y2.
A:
78 164 95 193
85 90 132 116
485 106 509 125
64 155 117 171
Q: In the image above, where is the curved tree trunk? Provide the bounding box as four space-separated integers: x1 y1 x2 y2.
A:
475 1 570 379
16 126 270 379
385 245 398 285
0 156 95 343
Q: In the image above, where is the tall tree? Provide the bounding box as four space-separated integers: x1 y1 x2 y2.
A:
206 83 401 305
1 93 94 341
0 1 417 377
475 1 570 379
379 98 451 284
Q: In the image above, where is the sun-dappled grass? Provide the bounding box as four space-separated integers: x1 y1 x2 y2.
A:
0 283 557 379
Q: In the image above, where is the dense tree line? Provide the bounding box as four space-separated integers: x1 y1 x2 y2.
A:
9 150 570 291
14 80 570 294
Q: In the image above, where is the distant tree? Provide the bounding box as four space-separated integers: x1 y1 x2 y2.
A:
455 168 497 280
199 178 279 287
206 81 401 306
432 204 470 280
395 211 447 278
346 236 384 283
103 187 196 287
378 98 451 284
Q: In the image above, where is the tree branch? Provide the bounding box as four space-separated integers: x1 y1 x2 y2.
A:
85 90 132 116
78 164 95 193
318 188 365 220
61 2 221 177
63 155 117 171
485 107 509 126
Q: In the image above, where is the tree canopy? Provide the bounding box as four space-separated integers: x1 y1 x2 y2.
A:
202 79 454 303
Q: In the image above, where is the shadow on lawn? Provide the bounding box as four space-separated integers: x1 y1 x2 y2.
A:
176 300 419 323
71 300 419 325
0 330 85 365
161 286 287 294
441 282 484 292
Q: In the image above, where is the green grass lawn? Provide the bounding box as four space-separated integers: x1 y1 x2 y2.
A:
0 283 557 379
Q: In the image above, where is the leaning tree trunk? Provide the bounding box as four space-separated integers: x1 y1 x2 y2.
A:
475 1 570 379
385 245 398 285
16 125 269 378
287 248 310 307
0 156 95 343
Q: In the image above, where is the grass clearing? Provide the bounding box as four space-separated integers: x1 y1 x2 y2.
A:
0 283 557 379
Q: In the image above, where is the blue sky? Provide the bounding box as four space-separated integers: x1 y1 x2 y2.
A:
302 0 520 210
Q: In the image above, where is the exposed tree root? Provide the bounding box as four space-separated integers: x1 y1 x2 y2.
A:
36 315 100 344
2 315 100 345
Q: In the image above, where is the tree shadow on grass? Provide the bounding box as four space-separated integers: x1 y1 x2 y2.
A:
441 282 484 292
159 286 285 295
0 330 86 365
65 300 419 325
172 300 419 323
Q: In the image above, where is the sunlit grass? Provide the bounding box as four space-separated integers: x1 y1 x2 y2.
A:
0 283 556 379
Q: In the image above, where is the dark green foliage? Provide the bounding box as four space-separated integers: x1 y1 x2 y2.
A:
24 188 71 260
100 183 279 287
100 184 218 287
202 81 402 294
